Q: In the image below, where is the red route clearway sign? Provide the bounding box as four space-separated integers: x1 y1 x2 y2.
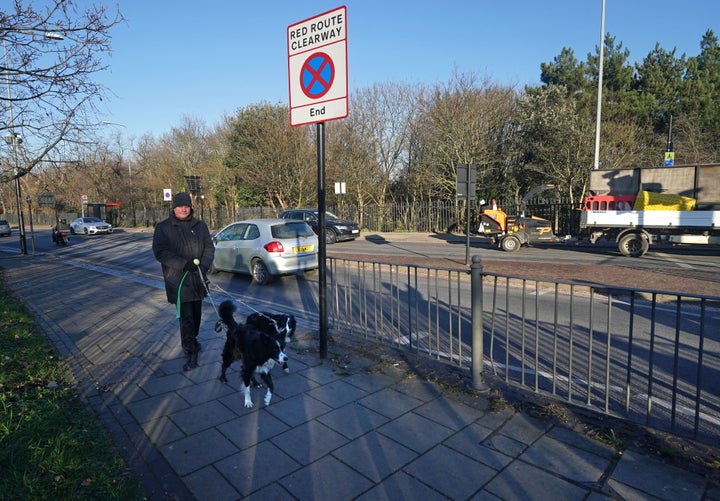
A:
287 6 348 126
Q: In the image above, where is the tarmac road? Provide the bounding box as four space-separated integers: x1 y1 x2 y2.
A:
1 230 719 499
333 231 720 275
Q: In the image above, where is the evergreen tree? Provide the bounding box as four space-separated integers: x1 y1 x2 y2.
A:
683 30 720 131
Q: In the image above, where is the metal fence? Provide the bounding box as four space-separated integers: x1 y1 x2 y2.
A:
326 255 720 446
339 199 579 236
6 198 580 236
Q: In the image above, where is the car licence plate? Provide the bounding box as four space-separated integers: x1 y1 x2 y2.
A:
294 245 313 253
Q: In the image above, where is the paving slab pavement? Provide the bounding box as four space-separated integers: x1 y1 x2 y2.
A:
1 251 718 500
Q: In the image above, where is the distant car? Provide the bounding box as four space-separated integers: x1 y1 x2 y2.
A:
210 219 318 285
0 220 10 237
70 217 113 235
279 209 359 244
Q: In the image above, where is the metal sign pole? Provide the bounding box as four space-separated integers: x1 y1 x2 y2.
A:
457 163 476 265
317 122 327 358
465 166 471 265
288 7 347 360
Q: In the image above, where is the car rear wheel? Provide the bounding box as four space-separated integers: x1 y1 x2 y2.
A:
251 258 272 285
325 228 337 244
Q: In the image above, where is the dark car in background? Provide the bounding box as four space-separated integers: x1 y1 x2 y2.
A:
279 209 359 244
0 220 11 237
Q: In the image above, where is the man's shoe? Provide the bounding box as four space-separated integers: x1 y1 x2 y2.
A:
184 351 198 371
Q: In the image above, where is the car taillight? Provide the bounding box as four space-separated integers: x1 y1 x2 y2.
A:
264 241 285 253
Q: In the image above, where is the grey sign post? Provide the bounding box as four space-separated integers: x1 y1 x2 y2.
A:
456 164 477 265
288 6 348 359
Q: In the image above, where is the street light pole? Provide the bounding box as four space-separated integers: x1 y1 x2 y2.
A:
12 140 27 254
3 38 27 254
593 0 606 170
25 195 35 255
3 31 64 254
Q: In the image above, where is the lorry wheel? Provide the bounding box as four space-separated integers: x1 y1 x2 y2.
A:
618 233 649 257
500 235 521 252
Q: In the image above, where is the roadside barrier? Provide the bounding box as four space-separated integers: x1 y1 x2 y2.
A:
326 255 720 446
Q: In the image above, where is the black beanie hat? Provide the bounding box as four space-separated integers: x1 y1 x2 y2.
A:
172 192 192 208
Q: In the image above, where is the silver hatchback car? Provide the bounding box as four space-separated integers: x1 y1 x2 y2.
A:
210 219 318 285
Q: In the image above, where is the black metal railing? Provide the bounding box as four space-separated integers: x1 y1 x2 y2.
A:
325 255 720 446
9 199 580 236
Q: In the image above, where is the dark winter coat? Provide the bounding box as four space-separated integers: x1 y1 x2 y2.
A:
152 210 215 304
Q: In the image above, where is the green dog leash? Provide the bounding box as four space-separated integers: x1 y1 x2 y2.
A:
176 271 189 318
175 260 201 318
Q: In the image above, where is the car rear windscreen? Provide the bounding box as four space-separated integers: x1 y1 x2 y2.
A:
273 222 315 239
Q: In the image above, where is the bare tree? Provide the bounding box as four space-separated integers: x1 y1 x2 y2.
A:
224 102 316 210
412 71 517 201
1 0 123 183
514 85 593 204
134 116 219 208
672 113 720 164
328 82 422 207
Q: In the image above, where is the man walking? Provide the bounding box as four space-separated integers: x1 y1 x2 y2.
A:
153 192 215 371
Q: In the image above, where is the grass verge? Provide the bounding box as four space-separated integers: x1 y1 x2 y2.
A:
0 271 143 500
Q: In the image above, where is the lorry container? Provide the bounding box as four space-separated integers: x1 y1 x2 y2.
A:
580 164 720 256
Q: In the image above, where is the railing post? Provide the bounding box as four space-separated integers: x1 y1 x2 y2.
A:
471 255 487 391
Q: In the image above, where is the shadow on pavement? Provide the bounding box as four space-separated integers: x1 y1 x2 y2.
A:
428 232 490 249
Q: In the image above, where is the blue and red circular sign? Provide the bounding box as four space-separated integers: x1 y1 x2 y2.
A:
300 52 335 99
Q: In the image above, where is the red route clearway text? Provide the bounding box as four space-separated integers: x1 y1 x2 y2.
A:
289 12 344 52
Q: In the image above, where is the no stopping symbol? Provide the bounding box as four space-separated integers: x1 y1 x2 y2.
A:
300 52 335 99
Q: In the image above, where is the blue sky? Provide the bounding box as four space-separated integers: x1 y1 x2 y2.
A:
96 1 718 139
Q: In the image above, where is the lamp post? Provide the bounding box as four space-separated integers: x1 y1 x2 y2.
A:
593 0 606 170
3 131 27 254
3 38 27 254
25 195 35 255
3 31 64 254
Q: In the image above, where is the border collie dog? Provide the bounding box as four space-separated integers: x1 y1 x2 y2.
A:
245 311 296 373
218 300 288 408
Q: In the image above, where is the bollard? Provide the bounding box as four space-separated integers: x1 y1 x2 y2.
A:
471 254 487 391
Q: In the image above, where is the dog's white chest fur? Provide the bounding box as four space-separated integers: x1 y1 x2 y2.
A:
256 359 276 375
